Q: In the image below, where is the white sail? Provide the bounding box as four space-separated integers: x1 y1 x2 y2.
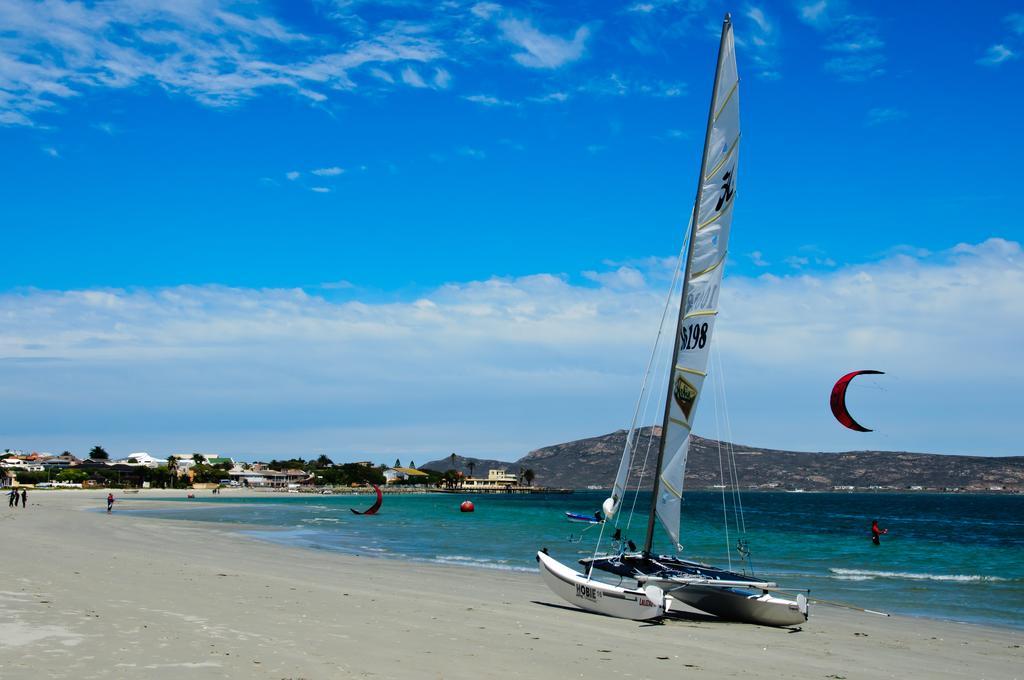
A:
655 18 739 549
603 428 634 518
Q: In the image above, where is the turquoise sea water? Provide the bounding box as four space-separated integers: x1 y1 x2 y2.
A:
125 491 1024 630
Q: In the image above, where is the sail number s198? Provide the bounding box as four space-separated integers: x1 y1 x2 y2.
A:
682 322 708 350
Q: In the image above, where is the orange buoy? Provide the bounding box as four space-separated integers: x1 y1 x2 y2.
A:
460 500 475 512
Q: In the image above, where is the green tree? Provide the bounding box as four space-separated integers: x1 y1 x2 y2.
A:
56 469 88 482
467 461 476 479
15 471 50 484
89 445 109 460
394 458 401 468
315 454 334 468
267 458 306 471
193 453 206 464
523 469 536 486
191 464 225 484
408 460 415 469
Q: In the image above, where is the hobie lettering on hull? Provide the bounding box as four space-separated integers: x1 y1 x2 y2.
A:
536 551 664 621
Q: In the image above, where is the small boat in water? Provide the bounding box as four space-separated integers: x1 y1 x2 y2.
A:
565 511 603 524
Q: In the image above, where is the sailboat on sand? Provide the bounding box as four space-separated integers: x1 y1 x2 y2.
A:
536 14 808 627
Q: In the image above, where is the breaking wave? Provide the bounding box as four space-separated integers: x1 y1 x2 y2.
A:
429 555 533 573
829 568 1010 583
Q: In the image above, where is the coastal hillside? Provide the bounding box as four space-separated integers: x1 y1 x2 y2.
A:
422 427 1024 491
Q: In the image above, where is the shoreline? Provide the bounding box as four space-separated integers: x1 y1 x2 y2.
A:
117 490 1024 633
4 490 1021 679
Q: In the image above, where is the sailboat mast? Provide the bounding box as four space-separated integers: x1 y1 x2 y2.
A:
643 13 732 555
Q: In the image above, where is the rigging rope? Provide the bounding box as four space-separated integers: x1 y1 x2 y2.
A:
711 361 732 571
589 221 690 565
622 271 679 539
712 338 756 574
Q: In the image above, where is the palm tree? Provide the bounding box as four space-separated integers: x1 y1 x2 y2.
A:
88 445 109 460
523 469 536 487
467 461 476 480
166 456 179 487
193 453 206 464
316 454 333 468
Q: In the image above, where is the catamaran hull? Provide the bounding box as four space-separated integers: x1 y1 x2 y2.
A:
537 551 664 621
669 586 807 627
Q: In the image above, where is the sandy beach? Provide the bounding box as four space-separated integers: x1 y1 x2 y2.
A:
2 489 1020 679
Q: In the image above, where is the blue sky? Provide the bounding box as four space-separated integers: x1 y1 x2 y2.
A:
1 0 1022 462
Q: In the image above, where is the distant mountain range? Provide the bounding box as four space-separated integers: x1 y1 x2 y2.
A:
421 427 1024 491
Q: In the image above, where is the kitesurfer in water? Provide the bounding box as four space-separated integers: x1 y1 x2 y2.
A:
871 519 887 545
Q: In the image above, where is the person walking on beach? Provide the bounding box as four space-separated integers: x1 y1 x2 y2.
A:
871 519 888 545
106 493 114 513
20 488 27 508
12 488 20 507
8 488 16 508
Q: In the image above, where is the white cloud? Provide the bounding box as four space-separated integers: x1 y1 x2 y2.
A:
717 238 1024 452
1007 13 1024 35
471 2 503 20
320 280 355 290
746 6 772 34
0 0 446 126
577 74 685 98
310 186 331 193
401 66 429 88
464 94 514 107
798 2 887 80
369 67 395 83
498 138 525 151
977 44 1016 66
866 107 907 126
824 53 885 80
532 91 569 103
582 266 645 289
286 171 300 181
798 0 828 25
749 251 769 267
42 146 59 158
432 67 452 89
458 146 486 159
498 18 590 69
741 5 781 80
312 167 344 176
1 239 1020 458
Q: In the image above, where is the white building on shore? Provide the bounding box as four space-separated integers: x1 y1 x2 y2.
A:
228 467 310 488
463 469 520 490
383 466 429 484
118 452 168 468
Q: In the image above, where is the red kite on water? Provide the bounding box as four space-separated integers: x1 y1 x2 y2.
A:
350 484 383 515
